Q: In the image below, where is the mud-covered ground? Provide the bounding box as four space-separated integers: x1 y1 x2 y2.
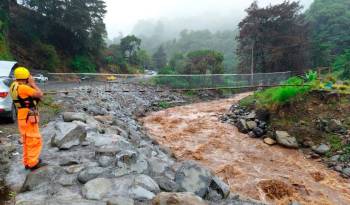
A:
141 93 350 205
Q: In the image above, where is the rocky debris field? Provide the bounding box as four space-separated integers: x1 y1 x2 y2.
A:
1 83 264 205
221 91 350 179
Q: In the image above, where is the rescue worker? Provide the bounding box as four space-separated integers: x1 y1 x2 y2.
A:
10 67 46 170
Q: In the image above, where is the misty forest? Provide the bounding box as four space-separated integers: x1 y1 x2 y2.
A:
0 0 348 79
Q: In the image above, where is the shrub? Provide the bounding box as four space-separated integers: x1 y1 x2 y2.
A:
35 42 60 71
71 55 96 73
305 70 318 82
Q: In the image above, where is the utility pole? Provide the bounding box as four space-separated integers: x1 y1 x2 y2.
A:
250 41 255 86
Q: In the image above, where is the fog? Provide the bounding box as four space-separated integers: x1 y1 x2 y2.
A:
105 0 314 38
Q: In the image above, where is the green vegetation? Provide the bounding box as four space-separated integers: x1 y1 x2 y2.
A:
0 1 11 60
104 35 149 74
327 134 343 152
71 56 96 73
237 1 309 73
0 0 106 72
333 50 350 79
162 30 237 73
155 50 225 88
157 101 171 109
152 46 167 71
240 76 311 108
306 0 350 68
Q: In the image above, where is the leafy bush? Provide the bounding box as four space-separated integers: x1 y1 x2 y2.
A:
71 55 96 73
35 42 60 71
305 70 318 82
333 50 350 79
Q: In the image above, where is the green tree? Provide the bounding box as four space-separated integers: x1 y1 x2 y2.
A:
137 49 151 70
22 0 107 56
120 35 141 65
71 55 96 73
333 50 350 79
152 45 167 70
306 0 350 67
237 1 310 73
184 50 224 74
162 30 238 73
169 53 186 73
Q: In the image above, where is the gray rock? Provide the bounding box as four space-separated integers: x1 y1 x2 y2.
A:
152 192 207 205
59 157 80 166
82 178 113 200
78 167 106 184
63 112 87 123
51 122 87 150
244 112 256 119
175 161 213 197
209 176 230 199
98 156 115 167
330 155 340 162
235 119 249 134
206 189 222 202
246 121 257 130
153 176 178 192
133 175 160 194
58 174 77 186
312 144 330 155
252 127 265 138
148 157 171 176
327 119 345 133
116 150 138 165
106 196 134 205
95 140 133 157
64 164 86 174
275 131 298 149
129 186 155 200
342 168 350 177
21 166 63 192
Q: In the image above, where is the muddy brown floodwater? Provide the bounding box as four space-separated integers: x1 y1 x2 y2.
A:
141 93 350 205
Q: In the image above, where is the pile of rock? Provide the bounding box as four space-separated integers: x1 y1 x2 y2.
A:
4 83 264 205
220 105 268 138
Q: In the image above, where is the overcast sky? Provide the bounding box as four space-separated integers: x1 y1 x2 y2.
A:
104 0 313 38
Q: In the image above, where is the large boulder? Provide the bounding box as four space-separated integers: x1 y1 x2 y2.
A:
275 131 298 149
175 161 213 197
133 175 160 194
21 166 63 192
152 192 208 205
51 122 87 150
78 167 106 184
63 112 87 123
129 186 155 200
82 178 113 200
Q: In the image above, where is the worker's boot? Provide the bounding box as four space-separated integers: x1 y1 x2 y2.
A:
28 159 48 171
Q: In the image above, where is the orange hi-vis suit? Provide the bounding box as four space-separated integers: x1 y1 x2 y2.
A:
16 84 42 168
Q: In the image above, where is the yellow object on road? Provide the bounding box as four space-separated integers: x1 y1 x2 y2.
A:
107 75 117 81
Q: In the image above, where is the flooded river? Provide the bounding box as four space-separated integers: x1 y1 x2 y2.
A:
141 93 350 205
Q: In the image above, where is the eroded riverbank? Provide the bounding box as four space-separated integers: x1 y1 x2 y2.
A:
141 93 350 205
